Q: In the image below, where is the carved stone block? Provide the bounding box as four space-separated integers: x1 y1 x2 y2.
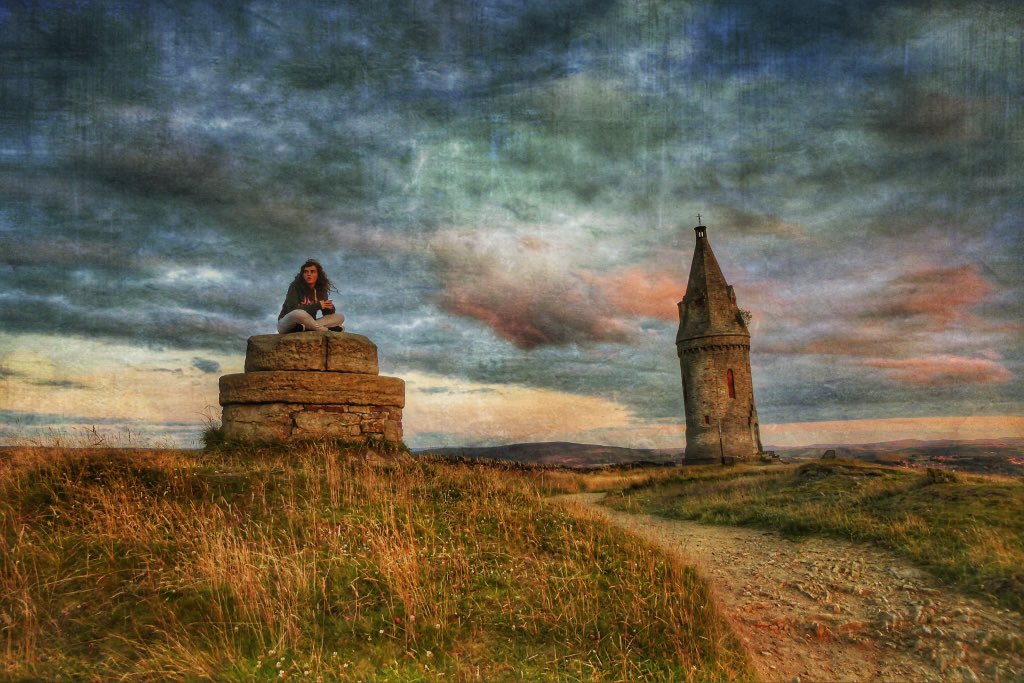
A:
220 371 405 408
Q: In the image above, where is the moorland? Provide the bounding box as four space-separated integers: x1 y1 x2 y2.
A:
2 438 1022 681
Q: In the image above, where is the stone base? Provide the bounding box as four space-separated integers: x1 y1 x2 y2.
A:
218 331 405 446
222 402 403 444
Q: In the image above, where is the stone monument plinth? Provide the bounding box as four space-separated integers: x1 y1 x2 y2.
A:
219 332 404 444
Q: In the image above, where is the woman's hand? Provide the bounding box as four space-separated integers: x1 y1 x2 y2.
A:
321 299 335 311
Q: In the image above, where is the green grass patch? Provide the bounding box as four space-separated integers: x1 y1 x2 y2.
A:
0 444 753 681
603 459 1024 612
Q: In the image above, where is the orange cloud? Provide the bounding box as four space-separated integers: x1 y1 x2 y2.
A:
863 264 993 327
864 355 1011 386
431 233 630 349
586 267 685 321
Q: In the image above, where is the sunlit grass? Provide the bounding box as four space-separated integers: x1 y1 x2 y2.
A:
0 443 753 681
605 459 1024 612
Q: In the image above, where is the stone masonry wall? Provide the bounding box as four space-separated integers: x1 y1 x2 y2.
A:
678 336 759 461
219 332 404 444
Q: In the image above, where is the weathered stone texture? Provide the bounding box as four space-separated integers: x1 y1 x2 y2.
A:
220 371 405 408
383 419 403 443
293 409 364 438
245 334 326 372
221 331 404 445
326 334 379 374
222 403 299 443
244 332 379 374
221 402 404 443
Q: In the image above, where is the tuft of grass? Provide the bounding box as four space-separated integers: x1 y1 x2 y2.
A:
200 425 226 450
604 458 1024 612
0 444 753 681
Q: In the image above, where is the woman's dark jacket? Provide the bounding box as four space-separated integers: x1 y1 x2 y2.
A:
278 282 324 320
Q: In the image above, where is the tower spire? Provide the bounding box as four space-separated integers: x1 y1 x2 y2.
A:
678 223 742 341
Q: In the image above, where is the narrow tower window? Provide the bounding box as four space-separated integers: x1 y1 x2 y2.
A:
727 369 735 399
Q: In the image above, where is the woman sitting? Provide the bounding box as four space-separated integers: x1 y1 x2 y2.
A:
277 258 346 333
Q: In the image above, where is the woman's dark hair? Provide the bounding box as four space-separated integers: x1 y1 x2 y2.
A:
292 259 336 298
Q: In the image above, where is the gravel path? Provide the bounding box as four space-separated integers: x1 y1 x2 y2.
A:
557 493 1024 683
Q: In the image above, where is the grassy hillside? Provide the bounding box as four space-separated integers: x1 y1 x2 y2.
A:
0 443 753 682
604 459 1024 613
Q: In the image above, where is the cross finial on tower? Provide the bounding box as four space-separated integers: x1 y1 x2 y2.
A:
696 213 702 226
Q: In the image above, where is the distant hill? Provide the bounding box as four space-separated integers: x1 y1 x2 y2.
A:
770 437 1024 476
416 437 1024 475
414 441 684 470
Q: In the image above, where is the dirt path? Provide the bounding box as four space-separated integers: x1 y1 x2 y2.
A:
558 493 1024 683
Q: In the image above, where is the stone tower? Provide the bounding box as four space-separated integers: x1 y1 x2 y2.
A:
676 221 762 461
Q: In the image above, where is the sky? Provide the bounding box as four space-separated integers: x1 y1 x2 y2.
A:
0 0 1022 449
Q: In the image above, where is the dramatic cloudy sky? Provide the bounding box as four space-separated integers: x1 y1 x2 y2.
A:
1 0 1022 448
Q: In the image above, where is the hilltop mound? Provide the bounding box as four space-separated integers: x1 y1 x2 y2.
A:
0 443 749 681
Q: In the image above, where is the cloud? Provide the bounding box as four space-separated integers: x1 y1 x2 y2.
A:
0 366 90 390
0 349 91 389
431 231 629 349
403 370 635 446
0 333 234 428
864 355 1012 386
860 264 993 327
757 261 1000 357
712 207 806 239
783 331 907 357
0 295 255 352
1 0 1022 448
191 357 221 374
73 121 233 205
586 267 684 321
874 90 973 141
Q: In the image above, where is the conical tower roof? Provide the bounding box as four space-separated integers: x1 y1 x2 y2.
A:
676 224 747 342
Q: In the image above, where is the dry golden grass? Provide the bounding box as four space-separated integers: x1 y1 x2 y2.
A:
0 444 753 681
